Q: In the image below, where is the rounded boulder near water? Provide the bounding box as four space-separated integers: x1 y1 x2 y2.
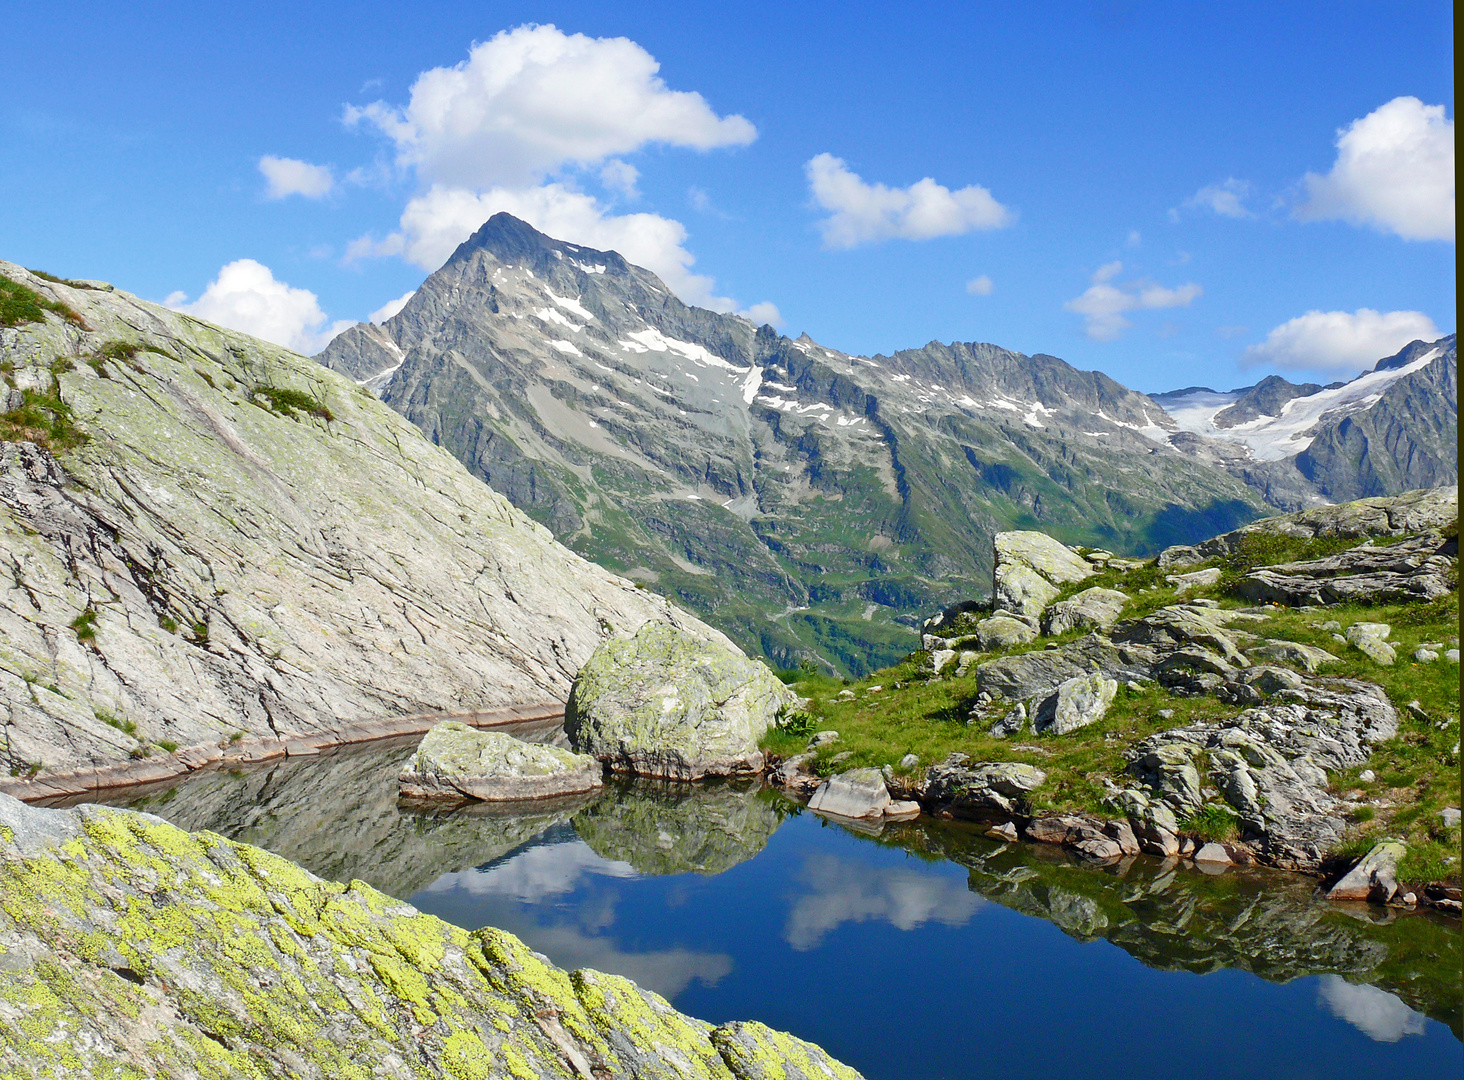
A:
398 721 603 802
565 621 798 780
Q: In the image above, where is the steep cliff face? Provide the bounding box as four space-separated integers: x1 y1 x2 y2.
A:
0 263 723 778
1296 344 1458 502
319 214 1270 675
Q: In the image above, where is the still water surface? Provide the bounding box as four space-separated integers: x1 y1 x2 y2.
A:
58 729 1462 1079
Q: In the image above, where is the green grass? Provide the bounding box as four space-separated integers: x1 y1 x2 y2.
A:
765 531 1460 883
69 607 98 642
0 275 84 329
254 384 334 422
0 386 91 452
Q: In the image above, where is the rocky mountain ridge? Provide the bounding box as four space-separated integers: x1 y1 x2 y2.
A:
319 214 1284 674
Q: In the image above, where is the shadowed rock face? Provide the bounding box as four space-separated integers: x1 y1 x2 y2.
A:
0 791 864 1079
317 213 1271 675
0 262 726 778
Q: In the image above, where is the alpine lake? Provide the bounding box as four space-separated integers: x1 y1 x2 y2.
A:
45 718 1461 1079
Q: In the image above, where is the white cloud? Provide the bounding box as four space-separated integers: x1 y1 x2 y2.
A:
341 25 755 312
688 186 712 212
805 153 1013 248
1127 230 1142 247
1064 262 1202 341
258 155 334 199
1183 177 1253 219
165 260 352 354
369 290 415 324
739 301 784 327
1316 977 1427 1042
344 24 755 189
1243 307 1440 372
347 183 737 311
1295 97 1454 241
966 275 994 296
599 159 640 199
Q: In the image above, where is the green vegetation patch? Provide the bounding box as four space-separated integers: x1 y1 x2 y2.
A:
0 386 90 452
0 275 84 328
253 384 335 422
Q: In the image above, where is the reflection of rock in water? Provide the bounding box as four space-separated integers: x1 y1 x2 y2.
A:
49 720 587 901
572 779 783 875
872 818 1462 1040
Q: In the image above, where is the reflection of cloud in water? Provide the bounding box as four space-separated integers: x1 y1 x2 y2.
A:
422 838 636 902
785 853 980 951
1316 976 1427 1042
513 923 733 1000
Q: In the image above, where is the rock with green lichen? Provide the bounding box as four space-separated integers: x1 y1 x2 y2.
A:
566 622 797 780
0 261 729 780
0 790 862 1079
398 722 603 802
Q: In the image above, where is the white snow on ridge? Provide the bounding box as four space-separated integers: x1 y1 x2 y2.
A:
546 289 594 321
534 307 581 331
620 327 744 372
1156 348 1441 461
549 340 582 356
741 366 763 405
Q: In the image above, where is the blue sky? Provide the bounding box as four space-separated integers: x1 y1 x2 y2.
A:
2 2 1453 392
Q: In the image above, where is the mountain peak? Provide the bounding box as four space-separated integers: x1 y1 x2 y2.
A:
447 213 632 277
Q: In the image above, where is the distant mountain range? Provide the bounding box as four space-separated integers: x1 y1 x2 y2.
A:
318 214 1456 674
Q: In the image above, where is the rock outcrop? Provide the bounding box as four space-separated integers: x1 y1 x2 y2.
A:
992 531 1095 617
565 621 796 780
0 264 719 782
0 792 863 1078
1236 533 1457 607
398 721 602 802
1041 586 1127 635
917 755 1047 816
807 768 892 819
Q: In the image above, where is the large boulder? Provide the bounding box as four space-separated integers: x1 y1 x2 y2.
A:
1237 534 1457 607
1328 839 1405 903
993 531 1095 618
808 768 892 819
398 721 602 802
1042 587 1128 635
565 621 796 780
975 613 1038 650
1031 673 1118 735
977 633 1155 703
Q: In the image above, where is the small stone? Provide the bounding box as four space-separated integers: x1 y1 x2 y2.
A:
1332 633 1348 645
1402 892 1417 906
986 822 1018 842
898 753 920 770
1125 680 1144 692
1359 769 1376 782
1439 807 1461 828
809 730 840 747
1414 647 1440 663
1406 700 1429 722
1447 649 1460 663
1166 567 1222 593
1179 838 1195 856
885 799 921 820
1193 842 1232 865
1158 709 1175 720
1321 621 1342 631
828 750 854 765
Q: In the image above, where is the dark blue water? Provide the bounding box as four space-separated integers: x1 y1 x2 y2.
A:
410 810 1459 1079
71 738 1461 1079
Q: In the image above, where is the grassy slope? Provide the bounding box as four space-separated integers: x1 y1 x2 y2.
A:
764 529 1461 885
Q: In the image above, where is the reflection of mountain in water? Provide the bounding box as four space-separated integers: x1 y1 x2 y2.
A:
571 779 784 875
861 818 1461 1039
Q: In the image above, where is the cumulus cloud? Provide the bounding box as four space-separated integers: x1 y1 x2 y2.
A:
259 155 334 199
1316 977 1427 1042
1064 261 1202 341
739 301 784 327
1183 177 1253 219
346 182 738 311
344 24 755 189
1243 307 1440 373
966 275 994 296
805 153 1013 248
341 25 759 313
599 159 640 199
165 260 352 354
369 290 415 324
1295 97 1454 241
